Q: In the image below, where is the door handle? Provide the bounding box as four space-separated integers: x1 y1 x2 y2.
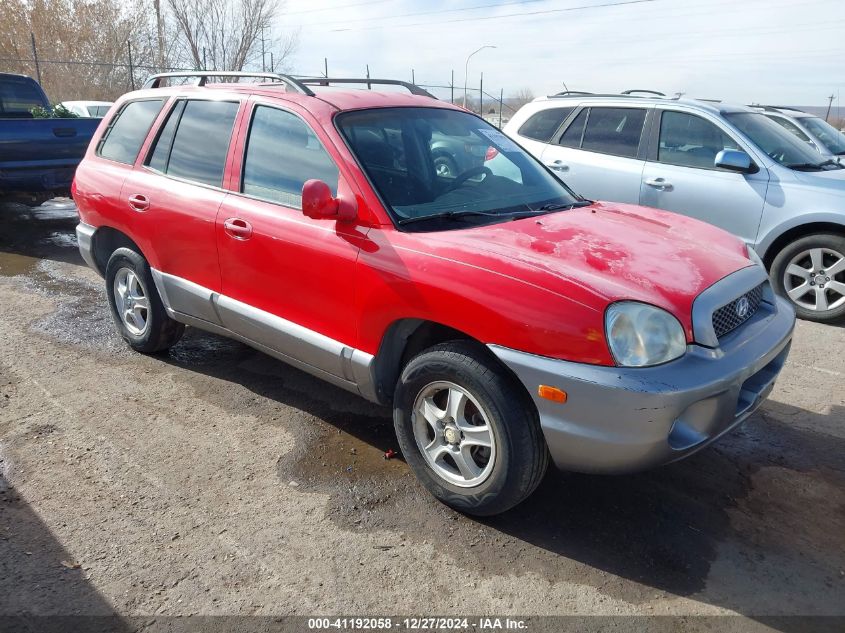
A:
127 194 149 211
223 217 253 240
644 177 673 191
545 160 569 172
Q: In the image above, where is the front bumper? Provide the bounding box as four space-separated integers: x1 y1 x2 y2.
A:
489 295 795 474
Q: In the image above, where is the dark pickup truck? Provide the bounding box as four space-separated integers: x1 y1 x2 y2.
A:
0 73 101 204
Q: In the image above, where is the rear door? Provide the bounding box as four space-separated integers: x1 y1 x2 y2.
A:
214 100 364 378
539 105 650 203
639 108 768 243
121 97 241 307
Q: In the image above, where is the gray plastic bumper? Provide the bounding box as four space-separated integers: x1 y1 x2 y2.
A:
76 222 100 276
489 295 795 474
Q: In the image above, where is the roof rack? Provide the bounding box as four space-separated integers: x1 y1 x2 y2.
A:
621 89 666 97
141 71 314 95
296 77 436 98
747 104 806 113
553 90 594 96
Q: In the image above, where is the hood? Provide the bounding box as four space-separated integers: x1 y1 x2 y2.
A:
792 165 845 185
416 201 752 335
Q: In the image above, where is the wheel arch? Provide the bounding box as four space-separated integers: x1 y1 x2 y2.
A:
89 226 147 276
368 318 534 408
760 220 845 268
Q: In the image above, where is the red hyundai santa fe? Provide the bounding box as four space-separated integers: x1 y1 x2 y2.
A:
73 73 795 516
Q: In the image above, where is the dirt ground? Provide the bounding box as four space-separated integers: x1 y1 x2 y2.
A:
0 198 843 629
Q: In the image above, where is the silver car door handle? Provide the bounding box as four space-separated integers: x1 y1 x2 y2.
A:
644 177 673 191
546 160 569 172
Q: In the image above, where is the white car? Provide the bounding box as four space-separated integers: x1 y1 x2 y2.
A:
752 106 845 163
60 100 113 118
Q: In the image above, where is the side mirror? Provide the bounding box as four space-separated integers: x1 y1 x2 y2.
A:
301 179 356 221
715 149 755 173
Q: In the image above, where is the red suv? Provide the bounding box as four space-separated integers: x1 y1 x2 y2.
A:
74 72 795 515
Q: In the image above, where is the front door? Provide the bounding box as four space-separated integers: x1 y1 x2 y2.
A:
215 102 365 379
639 109 769 244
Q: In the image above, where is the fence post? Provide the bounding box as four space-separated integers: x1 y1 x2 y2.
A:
498 88 503 128
30 32 41 85
366 64 371 89
324 57 328 77
450 70 454 104
411 69 415 85
479 72 483 116
127 40 135 91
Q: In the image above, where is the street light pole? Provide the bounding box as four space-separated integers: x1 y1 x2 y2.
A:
463 45 495 110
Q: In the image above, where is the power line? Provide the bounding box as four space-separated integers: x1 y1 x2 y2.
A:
292 0 553 28
285 0 394 16
324 0 660 33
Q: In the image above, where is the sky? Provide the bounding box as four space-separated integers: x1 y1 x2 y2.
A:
274 0 844 109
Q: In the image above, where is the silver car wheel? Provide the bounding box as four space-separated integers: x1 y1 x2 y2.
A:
412 381 496 488
113 267 150 336
783 247 845 312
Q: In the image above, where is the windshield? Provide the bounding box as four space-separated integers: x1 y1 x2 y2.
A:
801 116 845 155
724 112 840 169
336 107 580 230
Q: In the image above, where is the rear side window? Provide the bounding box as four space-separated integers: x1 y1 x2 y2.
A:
581 107 647 158
98 99 165 165
147 99 239 187
242 106 339 208
518 107 573 142
558 109 588 148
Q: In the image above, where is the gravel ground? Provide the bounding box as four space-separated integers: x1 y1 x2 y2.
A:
0 199 843 629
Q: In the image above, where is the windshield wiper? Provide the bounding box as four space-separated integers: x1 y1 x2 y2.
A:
397 209 503 226
531 200 593 213
787 159 842 171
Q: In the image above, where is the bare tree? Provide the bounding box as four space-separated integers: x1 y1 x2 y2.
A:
166 0 297 72
510 88 535 109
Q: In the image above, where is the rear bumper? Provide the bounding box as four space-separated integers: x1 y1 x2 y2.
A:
76 222 100 275
489 295 795 474
0 161 78 193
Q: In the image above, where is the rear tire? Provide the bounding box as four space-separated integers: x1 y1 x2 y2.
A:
393 341 548 516
105 248 185 353
770 233 845 323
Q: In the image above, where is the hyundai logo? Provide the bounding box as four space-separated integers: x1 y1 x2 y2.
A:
735 296 751 319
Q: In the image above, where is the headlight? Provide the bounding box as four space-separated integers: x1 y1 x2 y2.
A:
605 302 687 367
746 244 765 268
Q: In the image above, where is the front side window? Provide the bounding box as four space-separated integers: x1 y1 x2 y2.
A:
581 107 647 158
800 116 845 155
146 99 239 187
98 99 165 165
724 112 840 170
657 111 739 169
518 107 573 142
337 107 582 231
242 106 339 208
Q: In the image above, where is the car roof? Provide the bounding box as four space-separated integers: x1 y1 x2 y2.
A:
62 100 113 106
119 81 457 115
530 93 755 116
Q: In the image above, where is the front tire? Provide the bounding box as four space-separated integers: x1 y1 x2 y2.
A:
105 248 185 353
770 233 845 322
393 341 548 516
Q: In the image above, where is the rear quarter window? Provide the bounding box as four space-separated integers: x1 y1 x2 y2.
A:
97 99 165 165
517 107 573 142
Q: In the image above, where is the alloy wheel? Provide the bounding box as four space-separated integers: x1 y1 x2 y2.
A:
782 247 845 312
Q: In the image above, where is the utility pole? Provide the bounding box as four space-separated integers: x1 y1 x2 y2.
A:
324 58 328 78
479 72 483 116
127 40 135 90
366 64 371 89
30 32 41 84
261 26 266 72
825 94 835 122
498 88 503 128
270 52 274 73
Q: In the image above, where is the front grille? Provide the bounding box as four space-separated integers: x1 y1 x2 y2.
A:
712 283 764 339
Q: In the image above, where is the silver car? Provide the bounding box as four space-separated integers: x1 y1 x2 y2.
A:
504 93 845 322
751 105 845 162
